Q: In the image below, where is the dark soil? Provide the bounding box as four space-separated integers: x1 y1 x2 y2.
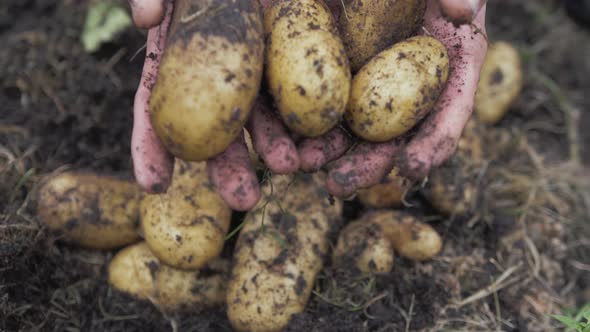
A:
1 0 590 331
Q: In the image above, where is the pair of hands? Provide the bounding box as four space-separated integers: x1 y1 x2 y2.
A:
128 0 488 211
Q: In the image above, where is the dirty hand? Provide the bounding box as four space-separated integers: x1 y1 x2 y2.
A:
298 0 488 197
128 0 300 211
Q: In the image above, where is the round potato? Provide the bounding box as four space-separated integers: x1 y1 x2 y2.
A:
108 242 228 311
36 172 142 250
264 0 351 137
475 41 523 125
346 35 449 142
422 118 483 216
150 0 264 161
339 0 426 72
141 160 232 270
357 168 412 208
227 172 342 332
332 221 394 274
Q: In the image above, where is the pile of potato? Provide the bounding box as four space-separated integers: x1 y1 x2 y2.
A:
36 0 525 330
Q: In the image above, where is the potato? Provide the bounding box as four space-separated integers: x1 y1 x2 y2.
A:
264 0 351 137
333 210 442 270
357 168 412 208
150 0 264 161
332 221 394 274
346 36 449 142
339 0 426 72
475 41 523 125
108 242 228 311
141 160 231 270
422 118 483 216
36 172 142 250
227 172 342 332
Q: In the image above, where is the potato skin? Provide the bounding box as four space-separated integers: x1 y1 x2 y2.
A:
150 0 264 161
357 168 412 208
422 118 483 216
108 242 228 311
475 41 523 125
227 172 342 332
346 36 449 142
264 0 351 137
339 0 426 72
36 172 142 250
141 160 231 270
332 221 394 274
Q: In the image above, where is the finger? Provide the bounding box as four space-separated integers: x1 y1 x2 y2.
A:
247 98 300 174
326 141 399 198
399 4 487 180
128 0 165 29
208 134 261 211
298 127 351 172
132 1 174 193
437 0 486 24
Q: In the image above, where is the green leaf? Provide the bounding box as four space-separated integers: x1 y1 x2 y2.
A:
552 314 581 330
81 2 132 53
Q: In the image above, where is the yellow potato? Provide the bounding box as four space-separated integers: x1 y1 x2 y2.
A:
346 36 449 142
36 172 142 250
333 210 442 269
475 41 523 125
422 118 483 216
264 0 351 137
150 0 264 161
227 172 342 332
357 168 412 208
108 242 228 311
141 160 231 270
339 0 426 72
332 221 394 274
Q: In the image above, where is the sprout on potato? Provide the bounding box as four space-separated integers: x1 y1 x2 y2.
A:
36 172 142 250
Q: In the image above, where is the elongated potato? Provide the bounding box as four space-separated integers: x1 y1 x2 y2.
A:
141 160 231 270
150 0 264 161
332 221 394 274
108 242 228 311
333 210 442 271
36 172 142 250
475 41 523 124
339 0 426 72
227 172 342 332
265 0 351 137
346 36 449 142
422 118 483 216
357 168 412 208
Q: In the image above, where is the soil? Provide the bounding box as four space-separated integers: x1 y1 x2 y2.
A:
1 0 590 331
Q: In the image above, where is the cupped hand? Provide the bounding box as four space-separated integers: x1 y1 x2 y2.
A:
298 0 488 197
128 0 299 211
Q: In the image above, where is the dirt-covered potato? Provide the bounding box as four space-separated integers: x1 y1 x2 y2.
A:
36 172 142 250
422 118 484 216
475 41 523 125
332 221 394 274
334 210 442 270
264 0 351 137
227 172 342 332
150 0 264 161
141 160 231 270
357 168 412 208
346 36 449 142
339 0 426 72
108 242 228 311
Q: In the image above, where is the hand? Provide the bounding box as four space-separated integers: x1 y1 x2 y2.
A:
127 0 300 211
298 0 489 197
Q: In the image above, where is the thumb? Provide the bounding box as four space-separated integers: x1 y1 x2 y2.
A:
438 0 486 24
